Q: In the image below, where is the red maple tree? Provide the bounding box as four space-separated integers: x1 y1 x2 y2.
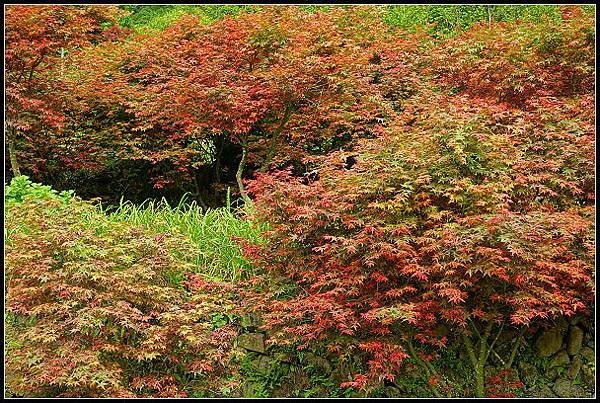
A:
242 11 595 395
5 5 126 177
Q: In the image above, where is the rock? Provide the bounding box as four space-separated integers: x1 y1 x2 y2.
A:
567 326 584 356
581 365 595 388
238 333 265 354
535 328 564 358
566 356 582 380
270 368 310 398
241 382 262 398
552 377 586 398
549 350 570 368
545 368 559 382
527 384 556 398
580 347 594 363
519 362 540 387
303 352 332 374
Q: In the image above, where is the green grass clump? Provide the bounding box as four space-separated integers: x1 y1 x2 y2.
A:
104 193 267 282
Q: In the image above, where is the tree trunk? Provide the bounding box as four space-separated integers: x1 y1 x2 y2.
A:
236 137 251 205
7 126 21 177
504 327 527 369
193 170 209 210
214 134 224 184
487 5 494 28
259 105 293 173
60 47 65 77
474 363 485 398
462 321 493 398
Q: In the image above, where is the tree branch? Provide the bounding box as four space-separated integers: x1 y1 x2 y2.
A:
406 335 447 398
259 105 293 173
236 134 252 205
504 327 527 369
461 330 478 369
484 319 505 364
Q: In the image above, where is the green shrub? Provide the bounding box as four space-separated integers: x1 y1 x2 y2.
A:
5 175 73 207
5 188 241 397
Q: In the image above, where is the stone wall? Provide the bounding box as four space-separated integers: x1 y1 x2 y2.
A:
525 316 595 398
235 314 596 398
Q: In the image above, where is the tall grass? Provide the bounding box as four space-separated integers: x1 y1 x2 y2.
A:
102 192 267 282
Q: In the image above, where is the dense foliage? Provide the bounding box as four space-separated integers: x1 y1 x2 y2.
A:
5 5 126 178
244 95 595 395
432 8 595 107
4 4 596 399
49 6 424 205
241 6 595 397
6 4 587 205
5 176 244 397
119 5 254 31
383 5 564 35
